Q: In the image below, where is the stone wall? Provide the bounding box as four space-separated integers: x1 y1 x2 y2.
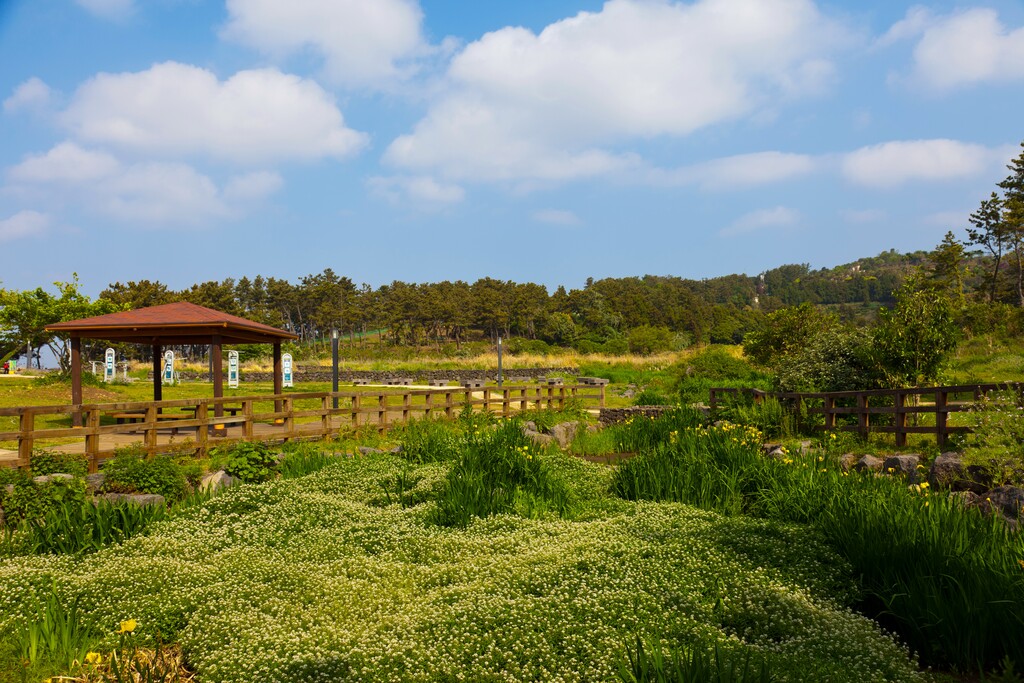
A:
598 405 677 425
150 367 579 384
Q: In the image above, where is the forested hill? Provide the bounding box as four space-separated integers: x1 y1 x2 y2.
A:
88 249 930 351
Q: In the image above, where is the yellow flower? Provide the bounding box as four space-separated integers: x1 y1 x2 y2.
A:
920 482 929 489
85 652 103 665
118 619 137 634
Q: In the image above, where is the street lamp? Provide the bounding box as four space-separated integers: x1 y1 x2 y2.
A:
332 328 339 409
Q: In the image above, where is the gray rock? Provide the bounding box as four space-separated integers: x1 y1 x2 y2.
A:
766 448 787 461
586 423 599 434
949 490 980 508
524 430 555 447
927 452 964 489
839 453 859 471
798 440 813 455
984 486 1024 520
31 475 52 485
100 493 166 508
389 445 402 454
762 443 782 455
50 473 75 482
85 472 106 493
854 455 883 472
358 446 383 455
200 470 237 493
550 421 581 448
521 421 537 433
882 455 921 483
4 484 13 496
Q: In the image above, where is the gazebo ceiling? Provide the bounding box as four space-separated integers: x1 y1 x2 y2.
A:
45 301 298 345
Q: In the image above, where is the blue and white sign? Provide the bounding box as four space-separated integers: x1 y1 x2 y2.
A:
282 353 293 388
228 350 239 389
163 350 175 385
104 348 115 383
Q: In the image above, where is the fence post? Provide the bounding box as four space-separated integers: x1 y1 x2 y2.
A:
425 392 434 419
482 388 491 414
894 391 907 447
856 393 869 440
378 393 387 431
558 386 566 410
18 410 34 471
502 388 511 417
197 403 210 457
321 395 331 438
445 391 454 419
242 400 254 441
402 392 411 423
282 397 294 441
519 388 528 413
145 405 158 456
936 389 949 448
351 394 361 428
599 383 606 408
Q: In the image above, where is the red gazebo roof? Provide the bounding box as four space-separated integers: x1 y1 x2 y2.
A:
46 301 297 344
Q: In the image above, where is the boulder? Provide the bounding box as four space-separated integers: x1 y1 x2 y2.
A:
766 448 787 461
85 472 106 493
854 455 883 472
100 493 166 508
798 440 813 455
882 455 921 483
50 473 75 483
927 452 964 489
389 445 403 454
838 453 859 471
550 422 581 449
32 475 52 485
521 421 537 433
984 486 1024 520
949 490 981 508
762 443 782 455
200 470 237 493
358 446 383 456
524 430 555 447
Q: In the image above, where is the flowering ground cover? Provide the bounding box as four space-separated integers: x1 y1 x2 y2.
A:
0 430 926 683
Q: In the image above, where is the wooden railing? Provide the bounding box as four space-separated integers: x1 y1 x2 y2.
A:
709 383 1022 447
0 384 604 472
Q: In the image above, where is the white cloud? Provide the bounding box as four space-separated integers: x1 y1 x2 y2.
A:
0 210 50 242
877 6 932 47
8 142 121 183
4 77 53 113
61 62 368 164
221 0 428 87
223 171 283 201
893 8 1024 90
532 209 581 227
842 139 994 187
923 210 970 228
721 206 799 236
386 0 846 183
655 151 816 190
74 0 134 21
6 143 282 226
368 175 465 206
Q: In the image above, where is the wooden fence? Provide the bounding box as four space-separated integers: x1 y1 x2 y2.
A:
709 383 1023 447
0 383 604 473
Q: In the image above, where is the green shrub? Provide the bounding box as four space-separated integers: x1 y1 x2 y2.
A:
20 498 166 556
963 389 1024 485
1 476 87 527
278 443 344 479
633 389 673 406
102 448 189 501
212 441 279 484
16 584 99 676
29 450 88 477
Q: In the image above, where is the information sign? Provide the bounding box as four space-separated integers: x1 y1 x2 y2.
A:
163 350 175 385
104 348 115 383
228 350 239 389
282 353 293 388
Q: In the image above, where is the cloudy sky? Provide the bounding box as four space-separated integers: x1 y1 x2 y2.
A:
1 0 1023 295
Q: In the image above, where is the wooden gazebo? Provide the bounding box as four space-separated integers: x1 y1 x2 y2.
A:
46 302 298 426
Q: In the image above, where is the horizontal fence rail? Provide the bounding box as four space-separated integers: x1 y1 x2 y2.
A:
709 383 1023 447
0 384 605 472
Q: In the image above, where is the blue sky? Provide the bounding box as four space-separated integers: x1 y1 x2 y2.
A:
2 0 1023 296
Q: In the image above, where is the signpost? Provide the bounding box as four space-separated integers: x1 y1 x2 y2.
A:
163 350 175 385
228 350 239 389
282 353 293 388
104 348 115 383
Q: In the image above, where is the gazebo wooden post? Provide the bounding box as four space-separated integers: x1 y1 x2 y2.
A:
212 336 224 432
71 335 83 427
273 342 283 413
152 343 162 408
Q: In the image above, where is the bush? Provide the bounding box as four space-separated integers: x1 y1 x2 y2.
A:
1 476 87 526
278 443 344 479
212 441 279 484
102 448 189 501
29 451 88 477
963 389 1024 485
633 389 673 406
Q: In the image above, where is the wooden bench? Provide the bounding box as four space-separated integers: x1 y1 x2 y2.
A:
179 405 243 417
110 412 145 424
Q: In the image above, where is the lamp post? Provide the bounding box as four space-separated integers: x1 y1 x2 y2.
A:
331 328 339 409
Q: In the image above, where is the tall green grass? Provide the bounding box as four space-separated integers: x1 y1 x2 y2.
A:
430 421 572 527
618 637 773 683
610 423 1024 673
